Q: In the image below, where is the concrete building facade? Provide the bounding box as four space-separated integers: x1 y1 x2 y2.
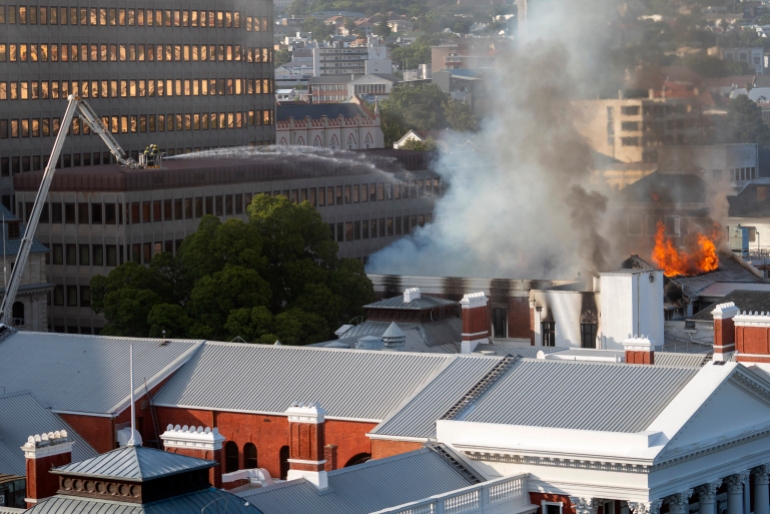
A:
0 0 276 207
312 41 391 77
12 151 438 332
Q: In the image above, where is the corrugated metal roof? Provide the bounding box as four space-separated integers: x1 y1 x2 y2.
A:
365 295 457 310
0 332 203 415
654 352 710 368
0 391 98 476
461 359 699 432
53 446 213 482
153 343 457 420
0 204 48 256
474 344 565 358
26 488 263 514
330 319 461 353
240 447 477 514
371 356 502 439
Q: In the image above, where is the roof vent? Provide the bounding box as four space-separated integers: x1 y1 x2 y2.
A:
403 287 421 303
382 322 406 350
356 335 383 350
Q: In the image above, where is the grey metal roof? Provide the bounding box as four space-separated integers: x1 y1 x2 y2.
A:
654 352 710 368
460 359 699 432
474 343 565 358
0 204 48 257
0 392 97 476
277 104 366 122
53 446 213 482
153 342 457 421
240 447 478 514
371 356 502 439
690 289 770 321
324 319 461 353
670 253 765 297
365 295 457 310
382 322 404 339
26 488 262 514
0 332 203 415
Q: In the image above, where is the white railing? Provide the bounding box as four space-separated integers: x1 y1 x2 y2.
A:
370 474 527 514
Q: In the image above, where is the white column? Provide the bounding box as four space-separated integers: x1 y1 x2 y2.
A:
725 472 750 514
570 497 598 514
665 490 693 514
628 500 662 514
754 465 770 514
696 481 722 514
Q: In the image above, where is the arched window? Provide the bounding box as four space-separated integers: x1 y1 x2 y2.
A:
279 446 290 479
279 137 288 146
313 135 322 147
296 136 305 146
12 302 24 326
330 135 339 149
224 441 239 473
244 443 258 469
364 133 373 149
347 134 356 150
344 453 371 467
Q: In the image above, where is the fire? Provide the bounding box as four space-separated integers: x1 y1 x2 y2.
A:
651 222 719 277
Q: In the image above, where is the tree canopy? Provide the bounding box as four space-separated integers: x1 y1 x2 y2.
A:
712 95 770 147
90 195 374 344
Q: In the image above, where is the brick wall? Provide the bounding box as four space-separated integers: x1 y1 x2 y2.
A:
156 406 377 479
736 325 770 363
26 452 71 505
167 446 222 488
529 493 574 514
56 414 114 454
509 297 534 342
370 439 424 459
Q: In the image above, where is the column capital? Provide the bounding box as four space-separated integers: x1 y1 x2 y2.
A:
665 490 693 507
569 497 598 514
724 472 751 493
695 480 723 503
628 500 663 514
754 465 770 485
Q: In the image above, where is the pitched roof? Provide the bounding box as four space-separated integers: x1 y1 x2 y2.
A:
670 253 764 297
0 204 49 257
690 289 770 321
328 318 462 353
458 359 699 432
277 103 371 122
153 342 463 421
0 392 97 476
727 182 770 217
26 487 260 514
0 332 203 415
365 294 457 310
370 356 502 439
239 446 480 514
618 172 708 204
53 446 214 482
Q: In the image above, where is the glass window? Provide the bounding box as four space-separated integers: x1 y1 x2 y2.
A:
64 203 75 224
542 322 556 347
65 244 76 265
52 244 63 264
67 285 78 306
79 245 90 266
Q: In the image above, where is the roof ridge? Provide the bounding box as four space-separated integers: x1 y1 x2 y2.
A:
0 389 34 400
521 357 698 370
328 447 431 477
203 340 458 359
10 331 204 344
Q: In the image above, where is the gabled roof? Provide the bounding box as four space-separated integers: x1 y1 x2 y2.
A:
690 289 770 321
153 342 466 421
458 358 699 432
728 182 770 217
0 204 48 256
53 445 214 482
277 104 371 122
0 332 203 416
239 446 480 514
26 487 261 514
0 391 97 476
618 172 708 204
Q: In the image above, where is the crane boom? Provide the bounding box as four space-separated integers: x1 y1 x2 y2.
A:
0 95 138 326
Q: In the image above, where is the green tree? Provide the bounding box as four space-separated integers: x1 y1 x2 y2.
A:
444 98 478 132
401 137 437 151
302 18 337 39
91 197 373 344
275 49 292 67
373 20 392 37
714 95 770 147
390 33 441 69
287 0 309 16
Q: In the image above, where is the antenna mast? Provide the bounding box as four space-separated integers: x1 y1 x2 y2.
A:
128 344 136 446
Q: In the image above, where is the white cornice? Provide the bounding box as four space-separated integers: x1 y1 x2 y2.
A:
463 451 652 474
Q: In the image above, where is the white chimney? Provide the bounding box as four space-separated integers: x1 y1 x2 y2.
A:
403 287 421 303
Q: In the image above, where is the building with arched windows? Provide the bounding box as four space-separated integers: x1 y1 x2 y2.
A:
276 100 384 150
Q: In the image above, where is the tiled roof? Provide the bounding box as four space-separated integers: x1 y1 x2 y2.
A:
153 342 462 421
239 446 479 514
277 103 369 122
0 392 97 476
26 488 262 514
53 445 214 482
690 289 770 321
459 358 699 432
0 332 203 415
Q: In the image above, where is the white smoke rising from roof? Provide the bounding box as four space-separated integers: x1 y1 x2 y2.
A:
367 0 621 278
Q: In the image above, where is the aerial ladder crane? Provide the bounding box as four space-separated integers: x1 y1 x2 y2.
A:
0 95 161 326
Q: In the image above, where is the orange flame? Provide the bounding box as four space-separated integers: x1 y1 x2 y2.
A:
651 222 719 277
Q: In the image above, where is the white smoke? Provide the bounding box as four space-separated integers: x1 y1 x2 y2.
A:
367 0 623 278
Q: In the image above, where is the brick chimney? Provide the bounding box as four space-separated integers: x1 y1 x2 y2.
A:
324 444 338 472
460 292 491 353
733 311 770 364
160 425 225 488
623 336 655 364
21 430 73 507
712 301 739 361
286 402 328 490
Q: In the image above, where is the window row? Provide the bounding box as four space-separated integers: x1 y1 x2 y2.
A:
51 284 91 307
330 213 433 243
540 321 597 348
0 6 271 31
0 110 275 139
1 144 278 176
0 78 274 100
0 43 273 63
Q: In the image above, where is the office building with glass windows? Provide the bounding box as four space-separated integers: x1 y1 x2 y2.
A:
0 1 276 208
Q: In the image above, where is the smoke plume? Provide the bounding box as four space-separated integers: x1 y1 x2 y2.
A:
367 0 622 278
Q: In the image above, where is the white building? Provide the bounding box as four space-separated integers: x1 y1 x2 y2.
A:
722 47 765 75
313 38 392 77
347 73 400 99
